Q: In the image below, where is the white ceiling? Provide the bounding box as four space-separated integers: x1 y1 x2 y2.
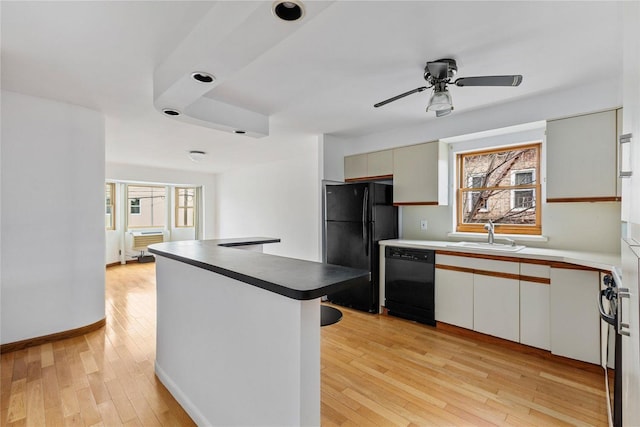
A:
1 1 624 174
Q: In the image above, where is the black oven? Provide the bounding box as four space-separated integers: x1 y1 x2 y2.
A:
599 271 622 427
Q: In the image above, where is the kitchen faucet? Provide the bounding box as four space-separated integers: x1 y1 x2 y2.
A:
484 220 495 244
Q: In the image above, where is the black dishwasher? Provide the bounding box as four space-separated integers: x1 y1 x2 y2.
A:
384 246 435 326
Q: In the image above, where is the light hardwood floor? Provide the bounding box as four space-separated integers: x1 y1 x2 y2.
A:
1 263 608 426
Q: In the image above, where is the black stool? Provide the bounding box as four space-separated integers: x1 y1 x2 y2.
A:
320 305 342 327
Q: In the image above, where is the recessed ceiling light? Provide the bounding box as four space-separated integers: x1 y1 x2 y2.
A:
188 150 206 162
162 108 181 116
234 130 246 134
272 0 305 21
191 72 215 84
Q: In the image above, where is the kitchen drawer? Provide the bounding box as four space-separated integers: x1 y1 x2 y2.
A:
436 253 519 275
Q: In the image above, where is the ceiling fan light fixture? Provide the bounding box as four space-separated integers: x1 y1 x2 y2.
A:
435 107 453 117
188 150 206 162
426 89 453 112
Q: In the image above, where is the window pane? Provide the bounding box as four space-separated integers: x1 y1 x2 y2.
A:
462 147 538 189
127 186 166 228
461 188 536 225
457 143 540 234
515 171 533 185
514 189 534 209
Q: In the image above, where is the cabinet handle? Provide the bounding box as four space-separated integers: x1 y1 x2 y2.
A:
618 288 631 336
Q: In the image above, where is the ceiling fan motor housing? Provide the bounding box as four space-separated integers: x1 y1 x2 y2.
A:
424 58 458 82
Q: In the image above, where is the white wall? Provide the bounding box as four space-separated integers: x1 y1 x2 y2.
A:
104 164 216 264
1 91 105 344
396 123 622 254
401 202 621 254
342 79 621 156
215 135 322 262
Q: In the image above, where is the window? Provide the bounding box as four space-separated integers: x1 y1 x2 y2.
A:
127 185 166 228
175 187 196 228
105 183 115 230
129 198 141 215
457 143 541 235
511 170 535 210
467 174 488 212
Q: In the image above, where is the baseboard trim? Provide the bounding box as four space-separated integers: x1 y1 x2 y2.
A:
106 259 141 268
0 317 106 354
435 321 602 374
155 362 204 426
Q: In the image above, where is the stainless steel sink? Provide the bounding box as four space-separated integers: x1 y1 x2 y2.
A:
446 241 526 252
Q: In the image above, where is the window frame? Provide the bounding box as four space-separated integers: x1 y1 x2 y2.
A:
105 182 115 230
175 187 196 228
456 143 542 235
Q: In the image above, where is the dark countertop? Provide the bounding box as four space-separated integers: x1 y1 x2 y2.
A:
148 238 369 301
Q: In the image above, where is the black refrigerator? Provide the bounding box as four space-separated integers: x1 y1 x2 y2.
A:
324 182 398 313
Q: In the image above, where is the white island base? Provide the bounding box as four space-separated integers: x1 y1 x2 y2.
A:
154 256 321 426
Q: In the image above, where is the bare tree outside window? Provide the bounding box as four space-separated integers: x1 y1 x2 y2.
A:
457 143 541 235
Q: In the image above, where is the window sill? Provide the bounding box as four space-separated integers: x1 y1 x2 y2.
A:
447 232 549 243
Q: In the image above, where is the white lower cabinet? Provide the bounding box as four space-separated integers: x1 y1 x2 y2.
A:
473 273 520 342
520 281 550 350
550 268 601 364
435 268 473 329
432 253 599 363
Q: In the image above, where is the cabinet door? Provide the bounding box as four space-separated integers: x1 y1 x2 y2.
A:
519 263 550 350
435 267 473 329
344 154 367 180
473 274 520 342
550 268 600 364
520 281 550 350
367 150 393 177
547 110 617 200
393 141 446 205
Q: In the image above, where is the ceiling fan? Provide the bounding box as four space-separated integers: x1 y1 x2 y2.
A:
374 58 523 117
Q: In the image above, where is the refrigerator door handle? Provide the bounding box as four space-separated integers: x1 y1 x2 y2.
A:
363 187 369 256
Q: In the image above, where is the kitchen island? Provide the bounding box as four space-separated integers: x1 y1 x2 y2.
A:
148 238 368 427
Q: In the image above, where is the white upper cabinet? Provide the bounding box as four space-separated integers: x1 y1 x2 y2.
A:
367 150 393 178
546 109 618 201
344 149 393 181
393 141 448 205
344 153 368 180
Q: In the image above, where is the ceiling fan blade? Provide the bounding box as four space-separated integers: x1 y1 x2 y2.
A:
454 75 523 87
374 86 428 108
426 61 450 80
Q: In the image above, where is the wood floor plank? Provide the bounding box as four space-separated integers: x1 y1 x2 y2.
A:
25 379 45 427
59 387 79 418
41 366 61 410
1 263 609 427
6 380 26 424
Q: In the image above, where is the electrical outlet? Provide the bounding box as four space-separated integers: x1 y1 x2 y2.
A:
420 220 428 231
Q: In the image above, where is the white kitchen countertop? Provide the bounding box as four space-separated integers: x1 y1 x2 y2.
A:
379 239 620 272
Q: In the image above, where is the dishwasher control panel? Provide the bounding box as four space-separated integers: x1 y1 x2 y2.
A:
386 247 435 263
